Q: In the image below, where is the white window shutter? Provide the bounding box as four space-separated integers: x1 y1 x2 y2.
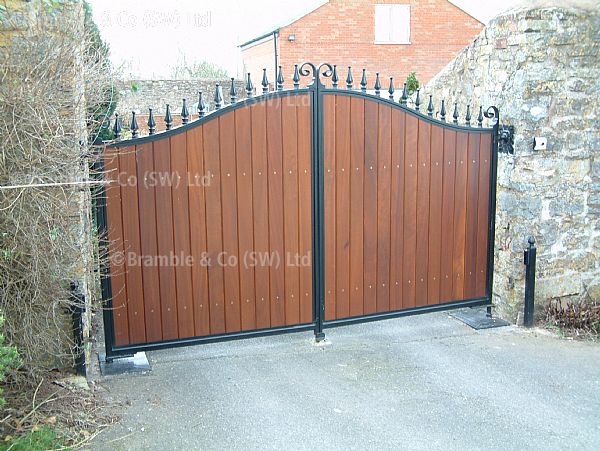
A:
390 5 410 43
374 5 391 42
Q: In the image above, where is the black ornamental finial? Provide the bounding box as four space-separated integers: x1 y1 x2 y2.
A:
374 73 381 96
477 106 484 127
181 99 189 124
198 91 207 117
293 64 300 89
453 102 459 124
276 66 284 91
113 113 121 139
130 111 139 138
346 66 353 89
245 73 254 97
465 104 472 126
388 77 395 100
262 68 269 94
360 69 367 93
165 104 172 130
230 78 238 102
400 83 408 105
440 100 446 122
148 108 156 135
415 89 421 111
332 65 339 88
427 95 434 117
214 83 223 109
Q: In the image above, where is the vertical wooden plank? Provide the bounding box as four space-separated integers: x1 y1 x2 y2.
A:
119 146 146 344
415 120 431 307
187 126 211 337
135 142 162 342
251 102 271 329
323 95 337 320
349 97 365 317
376 104 391 313
427 126 443 305
220 112 242 333
363 99 378 314
297 95 313 324
235 106 257 331
282 96 300 326
453 132 469 300
335 95 351 319
476 133 492 297
153 139 179 340
389 110 405 311
403 115 418 308
104 149 129 345
203 119 226 334
465 132 481 299
266 97 286 327
440 130 457 302
171 133 195 338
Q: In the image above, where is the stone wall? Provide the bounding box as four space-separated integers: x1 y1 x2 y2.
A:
116 78 246 122
424 0 599 322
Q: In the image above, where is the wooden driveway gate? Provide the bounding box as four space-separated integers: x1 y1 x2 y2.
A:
97 62 500 359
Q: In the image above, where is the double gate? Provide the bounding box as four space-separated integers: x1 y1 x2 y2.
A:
97 62 500 359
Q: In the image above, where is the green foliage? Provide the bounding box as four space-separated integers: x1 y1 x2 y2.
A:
83 1 117 143
0 315 20 410
0 426 62 451
406 72 419 96
130 82 139 93
171 57 229 79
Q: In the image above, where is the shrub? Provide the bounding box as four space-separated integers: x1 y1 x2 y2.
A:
406 72 419 95
0 314 20 409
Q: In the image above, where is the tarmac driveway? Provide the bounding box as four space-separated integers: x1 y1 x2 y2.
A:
92 311 600 450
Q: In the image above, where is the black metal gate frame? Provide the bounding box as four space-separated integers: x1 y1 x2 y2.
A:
96 62 501 360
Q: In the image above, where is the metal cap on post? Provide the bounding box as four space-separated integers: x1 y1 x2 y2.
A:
523 236 537 327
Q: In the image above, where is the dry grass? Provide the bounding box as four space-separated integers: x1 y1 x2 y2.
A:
545 298 600 340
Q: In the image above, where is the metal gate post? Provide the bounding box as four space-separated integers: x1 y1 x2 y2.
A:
523 236 536 327
301 62 333 342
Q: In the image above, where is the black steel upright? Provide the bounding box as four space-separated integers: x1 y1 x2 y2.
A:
299 62 333 342
523 236 537 327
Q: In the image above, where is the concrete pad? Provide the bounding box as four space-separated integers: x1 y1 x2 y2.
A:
99 352 151 376
91 312 600 450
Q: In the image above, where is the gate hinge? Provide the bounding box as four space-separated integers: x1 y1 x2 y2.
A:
498 125 514 155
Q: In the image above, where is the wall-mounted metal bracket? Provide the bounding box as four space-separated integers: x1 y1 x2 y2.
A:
499 125 514 154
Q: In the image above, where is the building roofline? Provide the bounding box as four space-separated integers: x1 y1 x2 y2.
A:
239 0 329 49
447 0 485 24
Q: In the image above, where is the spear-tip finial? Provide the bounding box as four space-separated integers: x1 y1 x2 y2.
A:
214 83 224 109
113 112 121 139
360 69 367 93
198 91 207 117
276 66 284 91
230 78 238 102
148 108 156 134
346 66 353 89
332 64 339 88
262 68 269 93
130 111 139 138
181 99 189 124
245 73 254 97
374 73 381 96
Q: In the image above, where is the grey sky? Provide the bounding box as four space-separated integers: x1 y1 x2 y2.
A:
87 0 521 79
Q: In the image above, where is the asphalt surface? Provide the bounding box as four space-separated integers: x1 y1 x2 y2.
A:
92 311 600 450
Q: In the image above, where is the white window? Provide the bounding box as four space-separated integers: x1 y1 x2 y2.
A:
374 4 410 44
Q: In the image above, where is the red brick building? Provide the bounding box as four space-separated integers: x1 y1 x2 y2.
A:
240 0 483 89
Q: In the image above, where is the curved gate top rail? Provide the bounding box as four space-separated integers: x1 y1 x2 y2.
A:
97 62 502 359
106 61 499 150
